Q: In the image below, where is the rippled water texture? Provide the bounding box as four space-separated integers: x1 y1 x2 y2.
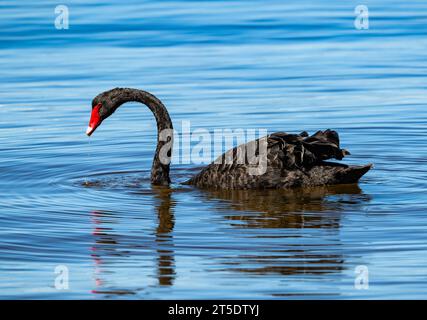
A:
1 1 427 299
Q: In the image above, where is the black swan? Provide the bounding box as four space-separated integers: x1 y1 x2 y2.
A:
86 88 372 189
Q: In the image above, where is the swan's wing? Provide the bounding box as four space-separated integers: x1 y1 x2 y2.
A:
187 130 364 189
210 129 349 170
267 130 350 169
302 129 350 161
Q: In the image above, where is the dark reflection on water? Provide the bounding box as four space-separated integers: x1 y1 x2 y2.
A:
205 184 369 228
89 186 176 296
226 251 345 277
81 180 370 298
203 185 370 280
153 187 176 287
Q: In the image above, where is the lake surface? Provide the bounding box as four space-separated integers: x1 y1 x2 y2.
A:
1 0 427 299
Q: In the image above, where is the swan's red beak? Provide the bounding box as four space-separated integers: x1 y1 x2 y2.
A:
86 104 102 136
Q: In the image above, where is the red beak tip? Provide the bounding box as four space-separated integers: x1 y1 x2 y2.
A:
87 104 102 136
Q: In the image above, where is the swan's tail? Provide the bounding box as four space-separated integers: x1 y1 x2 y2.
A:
335 163 373 184
306 162 372 187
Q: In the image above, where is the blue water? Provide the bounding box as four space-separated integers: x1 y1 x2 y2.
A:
1 0 427 299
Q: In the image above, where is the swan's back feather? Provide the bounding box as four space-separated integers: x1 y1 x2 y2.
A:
187 130 371 189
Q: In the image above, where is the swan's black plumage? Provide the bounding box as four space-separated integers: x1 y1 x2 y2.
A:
88 88 372 189
186 130 372 189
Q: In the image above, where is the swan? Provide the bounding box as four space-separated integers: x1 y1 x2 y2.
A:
86 88 372 189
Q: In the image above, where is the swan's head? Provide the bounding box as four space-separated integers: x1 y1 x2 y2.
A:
86 89 120 136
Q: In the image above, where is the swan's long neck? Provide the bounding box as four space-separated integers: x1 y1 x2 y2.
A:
111 88 173 185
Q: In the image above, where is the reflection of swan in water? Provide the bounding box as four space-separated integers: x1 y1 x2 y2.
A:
152 186 176 286
85 172 371 295
202 184 370 277
90 210 135 296
204 184 369 228
89 187 176 297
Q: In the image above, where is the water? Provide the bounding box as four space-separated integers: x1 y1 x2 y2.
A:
1 0 427 299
